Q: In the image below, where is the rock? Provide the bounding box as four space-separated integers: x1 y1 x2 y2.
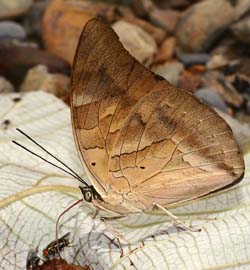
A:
149 8 180 33
42 0 117 64
233 73 250 96
202 71 244 108
0 21 26 41
151 61 184 86
232 16 250 44
121 14 166 44
132 0 180 33
154 0 191 9
21 65 70 98
176 50 211 67
22 1 47 37
132 0 154 17
112 21 157 66
206 54 229 70
0 0 33 19
189 65 207 73
0 76 14 93
0 46 70 87
179 69 202 93
176 0 235 52
195 87 228 113
234 0 250 20
154 37 176 64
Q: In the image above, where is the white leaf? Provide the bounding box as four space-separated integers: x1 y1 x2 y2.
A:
0 91 250 270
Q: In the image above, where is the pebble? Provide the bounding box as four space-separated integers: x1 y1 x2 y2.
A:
151 61 184 86
113 21 157 66
202 71 244 108
176 50 211 67
22 1 47 36
0 46 70 86
195 87 228 113
235 0 250 20
0 76 14 93
179 70 201 92
42 0 118 64
206 54 229 70
20 65 70 98
176 0 235 52
0 21 26 41
0 0 33 20
154 37 176 64
231 16 250 44
121 15 166 44
149 8 180 34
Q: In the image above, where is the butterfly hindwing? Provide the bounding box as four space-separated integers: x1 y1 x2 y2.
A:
109 88 244 207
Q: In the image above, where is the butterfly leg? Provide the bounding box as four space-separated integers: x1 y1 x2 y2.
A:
100 215 127 257
153 202 201 232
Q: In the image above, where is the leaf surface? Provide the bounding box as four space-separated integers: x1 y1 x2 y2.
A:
0 91 250 270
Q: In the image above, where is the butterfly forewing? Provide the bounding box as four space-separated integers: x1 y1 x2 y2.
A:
71 18 244 211
71 18 170 196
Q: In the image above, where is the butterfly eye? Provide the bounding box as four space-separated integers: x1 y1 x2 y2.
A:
83 190 93 202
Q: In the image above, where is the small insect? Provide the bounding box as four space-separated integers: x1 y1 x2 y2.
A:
26 234 90 270
43 232 71 259
26 248 41 270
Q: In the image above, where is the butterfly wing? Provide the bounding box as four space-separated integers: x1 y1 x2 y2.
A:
109 88 245 208
70 18 170 196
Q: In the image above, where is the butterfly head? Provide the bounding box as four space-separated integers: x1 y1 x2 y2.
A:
79 186 102 203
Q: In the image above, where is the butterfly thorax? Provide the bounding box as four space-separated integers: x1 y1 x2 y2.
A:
79 186 144 214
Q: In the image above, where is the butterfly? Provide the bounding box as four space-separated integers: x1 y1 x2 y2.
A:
70 17 245 226
14 17 245 234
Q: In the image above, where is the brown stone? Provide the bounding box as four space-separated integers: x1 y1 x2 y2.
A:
178 69 201 93
232 15 250 44
152 60 184 86
0 46 70 87
20 65 70 98
0 0 33 19
206 54 229 70
154 37 176 64
0 77 14 93
176 0 235 52
131 0 180 33
188 65 207 73
121 14 166 44
149 8 180 33
112 21 157 66
42 0 117 65
202 71 244 108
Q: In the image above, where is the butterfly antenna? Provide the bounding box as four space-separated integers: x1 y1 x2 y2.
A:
12 128 89 187
12 140 86 184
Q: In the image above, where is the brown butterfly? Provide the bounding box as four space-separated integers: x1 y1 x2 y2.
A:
70 17 245 229
14 17 245 234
